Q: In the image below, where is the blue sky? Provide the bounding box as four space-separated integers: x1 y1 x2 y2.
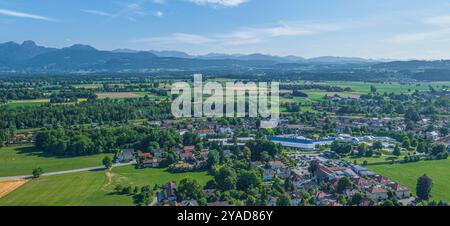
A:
1 0 450 59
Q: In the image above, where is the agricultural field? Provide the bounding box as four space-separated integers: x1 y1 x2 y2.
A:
0 179 28 198
0 166 212 206
302 90 365 100
4 99 50 109
0 145 113 177
317 81 450 94
96 92 140 99
72 84 103 89
368 159 450 202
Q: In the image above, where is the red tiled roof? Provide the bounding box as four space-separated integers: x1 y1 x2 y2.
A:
369 187 388 194
183 146 195 152
175 163 194 168
268 160 282 166
388 183 410 192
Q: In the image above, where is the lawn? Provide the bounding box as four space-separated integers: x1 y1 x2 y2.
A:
368 159 450 202
0 145 113 177
344 152 413 165
0 166 212 206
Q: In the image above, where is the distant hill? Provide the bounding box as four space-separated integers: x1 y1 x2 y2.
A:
0 41 57 65
0 40 449 81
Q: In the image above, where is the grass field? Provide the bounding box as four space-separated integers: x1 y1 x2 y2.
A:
344 151 413 165
368 159 450 202
0 145 113 177
0 166 212 206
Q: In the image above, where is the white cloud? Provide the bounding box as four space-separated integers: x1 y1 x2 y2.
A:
152 0 166 4
388 29 450 44
0 8 53 21
423 15 450 27
188 0 249 7
81 9 113 17
386 14 450 44
133 21 341 46
154 11 164 17
134 33 216 45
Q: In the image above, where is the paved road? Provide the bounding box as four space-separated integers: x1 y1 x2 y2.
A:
0 161 136 180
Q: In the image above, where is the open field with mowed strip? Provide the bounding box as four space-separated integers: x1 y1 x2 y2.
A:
0 166 212 206
0 145 113 177
368 159 450 202
0 179 28 198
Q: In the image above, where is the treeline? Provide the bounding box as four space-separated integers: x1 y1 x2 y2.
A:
281 84 352 92
0 98 173 130
35 127 181 156
0 88 45 102
49 89 97 103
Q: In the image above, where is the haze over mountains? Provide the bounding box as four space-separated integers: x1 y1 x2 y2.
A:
1 40 450 81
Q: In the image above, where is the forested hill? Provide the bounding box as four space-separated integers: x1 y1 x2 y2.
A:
1 41 450 81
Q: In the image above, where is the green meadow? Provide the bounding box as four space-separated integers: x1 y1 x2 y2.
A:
0 145 113 177
0 166 212 206
368 159 450 202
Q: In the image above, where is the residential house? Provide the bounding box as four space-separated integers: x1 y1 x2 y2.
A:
366 187 388 201
203 189 217 199
159 182 177 203
180 152 195 161
143 158 162 168
315 191 330 206
207 201 234 206
267 196 277 206
183 145 196 153
387 182 411 199
268 160 283 170
263 169 275 181
118 149 136 163
180 200 199 206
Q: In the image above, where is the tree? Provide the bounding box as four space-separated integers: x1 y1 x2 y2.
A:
381 200 394 206
357 143 368 157
215 167 237 191
372 141 383 150
243 147 251 161
351 193 363 206
276 193 291 206
393 144 401 156
416 174 433 201
237 170 262 191
308 160 320 174
32 167 44 178
370 85 377 94
336 177 352 194
331 141 352 155
207 150 220 168
402 139 411 149
102 156 113 169
177 178 204 201
405 107 421 122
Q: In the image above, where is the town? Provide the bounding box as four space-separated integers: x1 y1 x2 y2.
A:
1 77 449 207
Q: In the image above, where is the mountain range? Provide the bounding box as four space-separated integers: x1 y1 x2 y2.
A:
0 41 449 75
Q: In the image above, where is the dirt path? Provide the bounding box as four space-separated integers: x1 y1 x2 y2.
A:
104 170 114 188
0 179 28 198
